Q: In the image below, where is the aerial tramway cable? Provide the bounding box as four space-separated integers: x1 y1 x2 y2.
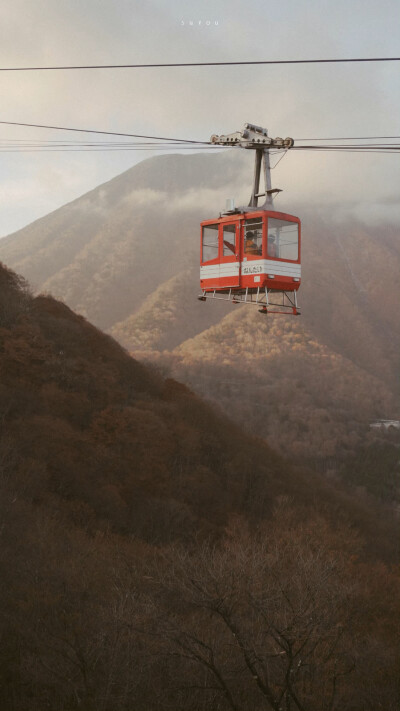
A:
0 57 398 71
0 120 209 145
0 120 398 154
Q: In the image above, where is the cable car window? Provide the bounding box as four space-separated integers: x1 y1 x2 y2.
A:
202 224 219 262
244 218 262 255
268 218 298 260
223 224 236 256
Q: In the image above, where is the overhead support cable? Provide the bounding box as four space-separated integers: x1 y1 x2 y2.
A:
1 121 399 150
0 145 221 152
0 120 209 145
0 120 398 154
295 135 400 141
0 57 398 71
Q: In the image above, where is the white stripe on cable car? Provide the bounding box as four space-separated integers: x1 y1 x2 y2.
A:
200 264 239 278
200 260 301 279
249 259 301 277
220 263 240 276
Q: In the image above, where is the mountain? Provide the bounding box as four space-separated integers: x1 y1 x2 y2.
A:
1 259 348 542
0 151 248 329
0 150 399 497
0 261 399 711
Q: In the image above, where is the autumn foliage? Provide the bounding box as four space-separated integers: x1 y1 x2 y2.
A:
0 261 398 710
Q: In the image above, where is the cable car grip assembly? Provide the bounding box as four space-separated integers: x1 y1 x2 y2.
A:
211 123 294 210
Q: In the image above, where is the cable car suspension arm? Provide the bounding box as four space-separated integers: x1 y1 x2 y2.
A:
210 123 294 208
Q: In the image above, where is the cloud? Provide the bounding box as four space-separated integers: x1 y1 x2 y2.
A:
0 0 398 235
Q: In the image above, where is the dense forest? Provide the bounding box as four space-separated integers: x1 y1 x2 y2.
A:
0 260 399 711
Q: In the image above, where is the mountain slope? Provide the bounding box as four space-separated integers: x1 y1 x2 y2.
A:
0 151 398 490
161 307 395 463
0 260 333 541
0 152 397 383
0 258 396 546
1 260 399 711
0 152 249 328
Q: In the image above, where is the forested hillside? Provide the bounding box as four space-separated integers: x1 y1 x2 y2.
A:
0 151 398 501
0 261 399 710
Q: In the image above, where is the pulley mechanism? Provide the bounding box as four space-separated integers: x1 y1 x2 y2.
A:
211 123 294 209
210 123 294 150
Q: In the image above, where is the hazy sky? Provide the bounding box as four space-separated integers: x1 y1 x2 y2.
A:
0 0 399 235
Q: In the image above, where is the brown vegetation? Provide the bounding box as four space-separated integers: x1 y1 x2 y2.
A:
0 260 399 710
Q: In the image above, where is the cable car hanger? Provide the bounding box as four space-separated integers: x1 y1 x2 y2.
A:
199 123 301 315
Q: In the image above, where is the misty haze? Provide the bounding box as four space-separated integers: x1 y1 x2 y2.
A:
0 0 399 708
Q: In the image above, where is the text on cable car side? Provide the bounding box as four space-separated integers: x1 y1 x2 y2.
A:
199 123 301 315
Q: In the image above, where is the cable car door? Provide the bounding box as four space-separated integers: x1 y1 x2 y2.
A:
220 222 240 288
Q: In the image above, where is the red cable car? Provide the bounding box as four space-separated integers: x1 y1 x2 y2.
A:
199 124 301 315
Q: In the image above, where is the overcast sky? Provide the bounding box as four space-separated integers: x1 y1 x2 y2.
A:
0 0 399 236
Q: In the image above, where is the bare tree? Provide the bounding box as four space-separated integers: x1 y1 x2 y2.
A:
152 512 362 711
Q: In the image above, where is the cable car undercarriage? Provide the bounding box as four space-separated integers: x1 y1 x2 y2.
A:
199 286 300 315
